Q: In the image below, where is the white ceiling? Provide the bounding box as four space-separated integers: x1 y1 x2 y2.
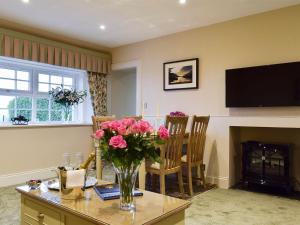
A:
0 0 300 48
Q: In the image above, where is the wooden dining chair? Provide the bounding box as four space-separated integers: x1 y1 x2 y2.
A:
91 115 116 180
182 115 210 196
146 115 188 196
92 115 115 132
124 115 143 121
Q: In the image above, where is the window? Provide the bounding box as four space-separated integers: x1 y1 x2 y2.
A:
38 73 73 93
0 57 90 124
0 68 30 91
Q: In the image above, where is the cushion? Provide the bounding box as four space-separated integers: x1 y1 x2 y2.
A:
150 162 161 169
181 155 187 163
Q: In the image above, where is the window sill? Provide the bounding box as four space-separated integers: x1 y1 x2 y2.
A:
0 122 92 129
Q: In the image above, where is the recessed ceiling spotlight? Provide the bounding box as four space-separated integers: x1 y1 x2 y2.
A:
99 25 106 30
179 0 186 5
22 0 30 3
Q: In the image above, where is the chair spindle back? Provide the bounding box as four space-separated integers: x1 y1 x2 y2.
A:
124 115 143 121
92 115 115 132
188 116 210 164
163 116 189 170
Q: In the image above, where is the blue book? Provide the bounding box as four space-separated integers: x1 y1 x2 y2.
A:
94 184 143 200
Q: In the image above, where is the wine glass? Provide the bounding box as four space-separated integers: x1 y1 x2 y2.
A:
71 152 83 169
62 153 71 169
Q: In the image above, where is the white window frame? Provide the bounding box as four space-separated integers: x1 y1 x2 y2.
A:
0 64 33 94
0 56 91 124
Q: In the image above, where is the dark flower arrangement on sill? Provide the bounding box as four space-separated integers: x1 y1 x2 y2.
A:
49 86 87 121
169 111 186 117
11 115 29 125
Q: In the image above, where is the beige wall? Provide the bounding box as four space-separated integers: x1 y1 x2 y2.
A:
111 5 300 188
0 125 93 186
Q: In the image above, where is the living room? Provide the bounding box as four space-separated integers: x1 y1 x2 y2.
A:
1 1 300 225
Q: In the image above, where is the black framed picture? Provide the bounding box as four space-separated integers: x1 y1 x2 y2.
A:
163 58 199 91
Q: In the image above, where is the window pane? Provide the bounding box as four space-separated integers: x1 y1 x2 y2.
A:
17 81 30 91
50 75 62 84
50 111 62 121
37 98 49 109
36 110 49 122
9 110 15 120
64 85 72 90
39 74 49 82
0 79 15 89
68 113 73 121
0 68 14 79
51 101 63 111
50 84 61 90
16 110 32 121
0 96 15 108
0 109 15 122
38 83 49 92
17 71 29 80
64 77 73 85
16 97 32 109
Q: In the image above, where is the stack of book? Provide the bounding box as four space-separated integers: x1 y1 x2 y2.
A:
94 184 143 200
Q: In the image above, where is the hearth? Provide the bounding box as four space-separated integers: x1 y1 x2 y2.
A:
241 141 293 193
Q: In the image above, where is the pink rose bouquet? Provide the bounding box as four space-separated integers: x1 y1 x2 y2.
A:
93 118 169 167
93 118 169 211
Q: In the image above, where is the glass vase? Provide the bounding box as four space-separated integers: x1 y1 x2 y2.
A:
113 163 140 211
63 106 71 122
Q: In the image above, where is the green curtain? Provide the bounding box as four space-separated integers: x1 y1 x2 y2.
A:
88 72 107 116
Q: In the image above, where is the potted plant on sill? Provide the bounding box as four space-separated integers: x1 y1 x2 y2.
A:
49 86 87 122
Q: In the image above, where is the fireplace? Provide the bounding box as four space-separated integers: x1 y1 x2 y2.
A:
229 126 300 192
242 141 292 192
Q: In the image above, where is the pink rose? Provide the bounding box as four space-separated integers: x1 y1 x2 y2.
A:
131 120 153 134
121 118 135 127
131 123 140 134
94 129 104 139
101 121 111 130
109 121 122 131
109 135 127 149
117 125 127 135
138 120 153 133
158 126 169 140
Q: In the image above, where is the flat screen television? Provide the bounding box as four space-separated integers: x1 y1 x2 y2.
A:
226 61 300 107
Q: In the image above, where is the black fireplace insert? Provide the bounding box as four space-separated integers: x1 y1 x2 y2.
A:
242 141 293 192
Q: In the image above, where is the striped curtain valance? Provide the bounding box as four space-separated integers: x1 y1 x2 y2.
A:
0 28 111 74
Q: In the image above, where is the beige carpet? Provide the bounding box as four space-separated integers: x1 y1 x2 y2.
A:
185 188 300 225
0 185 20 225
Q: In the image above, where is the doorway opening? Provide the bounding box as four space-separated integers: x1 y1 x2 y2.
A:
109 67 137 119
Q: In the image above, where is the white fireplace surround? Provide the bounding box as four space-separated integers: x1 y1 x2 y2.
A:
211 115 300 189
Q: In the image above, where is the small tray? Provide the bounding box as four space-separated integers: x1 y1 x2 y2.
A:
47 176 97 190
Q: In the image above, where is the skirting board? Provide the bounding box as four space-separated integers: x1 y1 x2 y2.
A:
206 176 229 189
0 167 57 187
